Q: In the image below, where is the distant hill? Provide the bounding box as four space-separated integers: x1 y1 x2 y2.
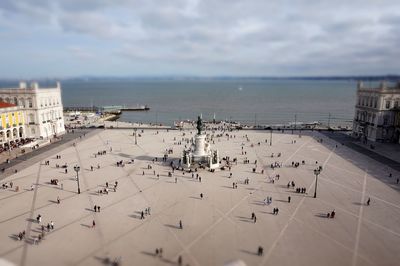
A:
0 75 399 83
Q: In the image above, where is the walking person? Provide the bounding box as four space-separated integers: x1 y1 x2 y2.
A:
92 220 96 228
179 220 183 229
366 197 370 206
57 196 60 204
288 196 291 203
258 246 264 256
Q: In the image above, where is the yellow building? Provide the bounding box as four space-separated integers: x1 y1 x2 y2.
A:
0 102 25 148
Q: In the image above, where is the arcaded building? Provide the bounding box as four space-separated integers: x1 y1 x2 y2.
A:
353 81 400 143
0 82 65 140
0 102 25 148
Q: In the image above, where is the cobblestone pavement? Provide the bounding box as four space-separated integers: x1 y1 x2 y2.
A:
0 129 399 266
0 129 99 181
321 131 400 172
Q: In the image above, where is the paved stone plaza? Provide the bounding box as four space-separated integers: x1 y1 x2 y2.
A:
0 129 399 266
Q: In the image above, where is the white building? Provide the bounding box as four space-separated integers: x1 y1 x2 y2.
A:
0 82 65 139
353 81 400 143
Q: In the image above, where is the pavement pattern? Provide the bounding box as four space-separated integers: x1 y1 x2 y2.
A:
0 129 399 266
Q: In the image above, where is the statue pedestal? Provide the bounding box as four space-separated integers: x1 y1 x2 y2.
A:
193 134 206 156
181 121 219 170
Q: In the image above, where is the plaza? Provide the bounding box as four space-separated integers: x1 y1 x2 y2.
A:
0 128 399 266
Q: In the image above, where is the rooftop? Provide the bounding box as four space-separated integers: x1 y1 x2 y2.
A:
0 101 16 109
357 81 400 93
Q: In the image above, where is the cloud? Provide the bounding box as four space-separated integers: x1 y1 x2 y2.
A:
0 0 399 77
66 46 94 60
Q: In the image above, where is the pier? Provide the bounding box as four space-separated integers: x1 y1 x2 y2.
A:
64 105 150 113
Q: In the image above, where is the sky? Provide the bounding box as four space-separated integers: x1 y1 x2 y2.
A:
0 0 399 78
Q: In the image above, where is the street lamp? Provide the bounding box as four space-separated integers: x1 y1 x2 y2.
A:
134 128 137 145
270 129 272 146
313 168 321 198
74 165 81 194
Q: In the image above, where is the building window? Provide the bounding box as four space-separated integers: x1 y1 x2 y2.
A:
383 116 389 125
374 98 377 108
395 101 399 108
386 101 391 109
28 98 33 108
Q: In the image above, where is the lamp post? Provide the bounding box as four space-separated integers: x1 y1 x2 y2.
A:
74 165 81 194
313 168 321 198
134 128 137 145
270 129 272 146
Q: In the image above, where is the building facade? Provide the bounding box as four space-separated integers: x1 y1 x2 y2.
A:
352 81 400 143
0 102 25 148
0 82 65 140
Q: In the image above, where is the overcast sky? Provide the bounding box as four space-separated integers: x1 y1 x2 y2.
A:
0 0 399 78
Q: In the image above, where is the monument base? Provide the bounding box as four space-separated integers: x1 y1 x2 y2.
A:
182 134 219 170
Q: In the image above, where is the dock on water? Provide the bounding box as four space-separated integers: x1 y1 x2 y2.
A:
64 105 150 113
